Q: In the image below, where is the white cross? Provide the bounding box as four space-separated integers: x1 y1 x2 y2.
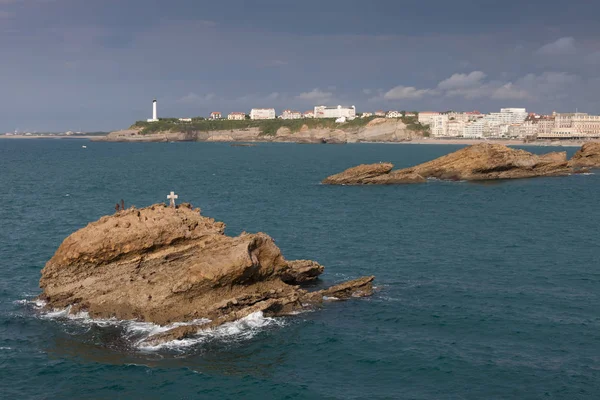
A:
167 191 178 207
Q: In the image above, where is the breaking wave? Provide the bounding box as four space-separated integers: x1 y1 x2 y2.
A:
138 312 286 352
15 299 286 353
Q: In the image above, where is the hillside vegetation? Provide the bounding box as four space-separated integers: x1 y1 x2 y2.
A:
132 116 429 136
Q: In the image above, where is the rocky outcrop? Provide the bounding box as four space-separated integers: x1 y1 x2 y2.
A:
323 143 576 184
39 204 374 345
570 142 600 168
322 163 394 184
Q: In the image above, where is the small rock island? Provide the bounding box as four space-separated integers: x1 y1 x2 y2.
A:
39 204 374 345
323 143 590 185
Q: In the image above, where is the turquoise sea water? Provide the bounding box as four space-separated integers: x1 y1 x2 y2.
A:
0 140 599 399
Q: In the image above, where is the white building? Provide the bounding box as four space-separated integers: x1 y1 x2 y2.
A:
228 112 246 120
178 118 192 122
315 106 356 119
314 105 356 119
486 108 528 125
518 120 538 138
555 112 600 136
404 112 416 117
303 110 315 118
447 120 465 137
147 99 158 122
462 108 528 138
210 112 222 120
250 108 276 120
375 110 386 117
361 112 373 118
430 114 449 137
537 118 556 135
463 120 487 138
418 111 440 126
386 111 402 118
281 110 302 119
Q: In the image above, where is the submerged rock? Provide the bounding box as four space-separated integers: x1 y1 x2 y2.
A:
323 143 575 184
39 204 374 345
570 142 600 168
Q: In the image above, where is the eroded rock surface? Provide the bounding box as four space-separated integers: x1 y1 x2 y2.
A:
321 163 394 184
39 204 374 345
570 142 600 168
323 143 576 184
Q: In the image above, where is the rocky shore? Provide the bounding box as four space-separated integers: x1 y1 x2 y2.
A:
323 143 589 185
91 118 421 144
39 204 374 345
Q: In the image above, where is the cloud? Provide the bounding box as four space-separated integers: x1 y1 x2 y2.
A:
536 37 576 56
266 92 280 100
515 72 578 100
296 88 333 103
437 71 486 90
438 70 578 102
383 85 433 100
437 70 529 100
490 83 530 100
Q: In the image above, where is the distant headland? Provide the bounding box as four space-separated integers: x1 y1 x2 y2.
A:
89 99 600 146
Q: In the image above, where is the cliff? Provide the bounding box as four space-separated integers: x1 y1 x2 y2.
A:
39 204 374 345
91 119 422 143
323 143 576 184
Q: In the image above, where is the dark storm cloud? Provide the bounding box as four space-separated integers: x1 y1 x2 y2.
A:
1 0 600 131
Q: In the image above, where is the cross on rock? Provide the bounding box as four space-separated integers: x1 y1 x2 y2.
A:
167 191 178 207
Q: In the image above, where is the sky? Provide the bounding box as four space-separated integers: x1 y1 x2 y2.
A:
2 0 600 132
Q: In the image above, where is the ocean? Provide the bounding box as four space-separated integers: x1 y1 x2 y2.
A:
0 140 599 399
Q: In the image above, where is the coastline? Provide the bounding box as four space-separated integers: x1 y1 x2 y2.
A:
0 135 92 140
388 138 585 147
1 134 589 147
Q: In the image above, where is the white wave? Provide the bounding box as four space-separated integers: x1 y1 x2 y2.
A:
323 296 340 301
0 347 12 350
124 318 211 341
138 311 285 352
14 298 46 308
22 300 286 353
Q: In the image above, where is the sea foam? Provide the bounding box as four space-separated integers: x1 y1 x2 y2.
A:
138 311 285 351
16 298 284 352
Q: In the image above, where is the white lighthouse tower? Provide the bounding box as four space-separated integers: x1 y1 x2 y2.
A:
147 99 159 122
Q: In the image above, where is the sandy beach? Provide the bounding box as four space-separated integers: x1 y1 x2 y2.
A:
398 138 586 147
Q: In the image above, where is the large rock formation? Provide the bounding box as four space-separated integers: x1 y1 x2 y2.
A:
39 204 374 345
323 143 576 184
570 142 600 168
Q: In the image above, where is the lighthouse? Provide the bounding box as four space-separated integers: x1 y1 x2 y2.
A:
147 99 159 122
